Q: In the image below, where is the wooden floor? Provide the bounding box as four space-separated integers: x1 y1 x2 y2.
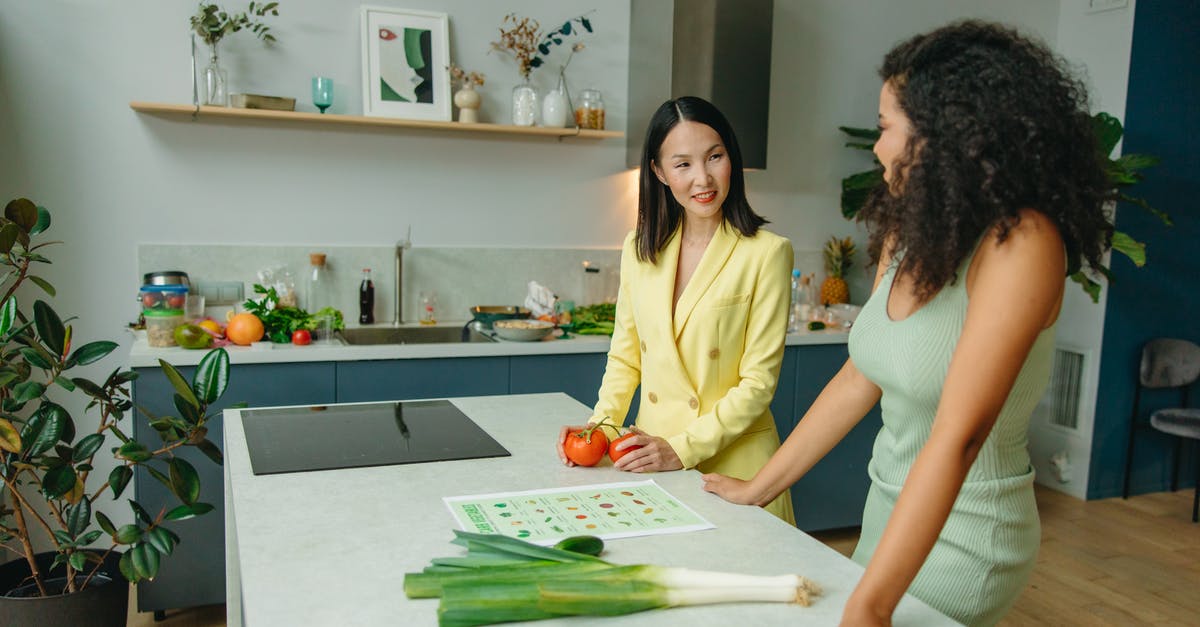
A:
127 486 1199 626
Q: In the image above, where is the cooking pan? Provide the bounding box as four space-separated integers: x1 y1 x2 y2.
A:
468 306 530 329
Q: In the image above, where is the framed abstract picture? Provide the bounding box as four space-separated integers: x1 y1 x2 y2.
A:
360 6 451 121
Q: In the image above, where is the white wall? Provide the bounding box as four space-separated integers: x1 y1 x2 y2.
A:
1 0 1113 534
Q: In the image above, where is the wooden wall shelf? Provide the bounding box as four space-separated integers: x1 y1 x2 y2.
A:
129 102 624 140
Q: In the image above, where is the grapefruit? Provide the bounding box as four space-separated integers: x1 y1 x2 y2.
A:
225 313 265 346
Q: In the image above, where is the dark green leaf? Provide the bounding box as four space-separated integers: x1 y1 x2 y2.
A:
130 500 152 525
30 205 51 236
71 376 106 398
4 198 38 231
117 441 151 462
1115 193 1172 226
118 551 138 582
54 375 76 391
11 380 45 405
42 464 76 498
0 297 15 336
1069 271 1102 304
72 433 104 461
164 502 214 521
70 341 117 366
27 276 55 297
68 550 88 571
843 141 876 151
1114 153 1160 172
19 346 53 370
160 359 198 408
1092 111 1123 157
147 527 176 556
0 369 18 387
580 17 592 32
169 458 201 505
79 530 103 545
196 438 223 465
115 524 142 545
839 125 881 140
108 465 133 498
192 348 230 405
131 543 160 580
66 497 91 537
174 394 202 426
146 465 172 491
0 223 17 254
96 511 117 536
32 300 65 356
27 402 67 456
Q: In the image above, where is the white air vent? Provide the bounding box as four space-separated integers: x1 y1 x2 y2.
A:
1041 348 1087 430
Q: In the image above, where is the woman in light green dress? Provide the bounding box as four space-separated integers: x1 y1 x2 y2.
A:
701 20 1113 626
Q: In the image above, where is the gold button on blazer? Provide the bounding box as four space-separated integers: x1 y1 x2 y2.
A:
590 224 794 524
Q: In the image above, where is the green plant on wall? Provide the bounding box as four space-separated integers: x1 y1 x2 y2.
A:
838 112 1170 302
190 1 280 47
0 198 239 597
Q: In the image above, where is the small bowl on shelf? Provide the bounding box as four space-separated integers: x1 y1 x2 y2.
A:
492 319 555 342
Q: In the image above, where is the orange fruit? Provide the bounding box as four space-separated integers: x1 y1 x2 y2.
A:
225 313 265 346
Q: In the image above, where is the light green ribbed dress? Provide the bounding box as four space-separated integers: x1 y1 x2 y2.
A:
846 249 1050 626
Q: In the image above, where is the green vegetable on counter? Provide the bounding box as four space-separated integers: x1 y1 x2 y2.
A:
807 321 826 331
244 284 345 343
570 302 617 336
404 530 821 626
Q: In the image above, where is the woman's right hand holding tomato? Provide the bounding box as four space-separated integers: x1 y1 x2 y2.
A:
557 424 590 466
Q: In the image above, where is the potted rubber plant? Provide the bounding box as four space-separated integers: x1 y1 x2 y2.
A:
0 198 235 626
837 112 1169 302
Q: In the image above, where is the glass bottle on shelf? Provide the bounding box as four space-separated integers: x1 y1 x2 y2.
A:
203 44 227 106
359 268 375 324
575 89 605 130
308 253 334 342
511 80 538 126
419 291 437 325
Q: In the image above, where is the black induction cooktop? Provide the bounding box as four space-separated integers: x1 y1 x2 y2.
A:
240 400 511 475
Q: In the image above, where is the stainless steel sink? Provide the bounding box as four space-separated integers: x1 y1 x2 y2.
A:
336 325 495 345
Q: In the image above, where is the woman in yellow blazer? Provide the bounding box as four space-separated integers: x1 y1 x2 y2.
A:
557 96 795 524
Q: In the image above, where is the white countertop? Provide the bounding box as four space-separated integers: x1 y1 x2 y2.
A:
223 392 950 626
129 322 849 367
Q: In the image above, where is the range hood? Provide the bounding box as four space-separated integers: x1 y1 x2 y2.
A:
626 0 774 169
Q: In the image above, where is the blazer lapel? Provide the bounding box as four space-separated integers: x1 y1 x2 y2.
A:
673 224 738 340
646 227 681 343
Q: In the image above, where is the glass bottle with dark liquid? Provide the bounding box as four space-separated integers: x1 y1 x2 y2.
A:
359 268 375 324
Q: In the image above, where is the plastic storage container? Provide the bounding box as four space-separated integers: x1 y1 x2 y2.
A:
144 308 184 347
139 284 189 311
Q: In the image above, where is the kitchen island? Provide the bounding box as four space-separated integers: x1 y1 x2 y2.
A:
223 392 951 626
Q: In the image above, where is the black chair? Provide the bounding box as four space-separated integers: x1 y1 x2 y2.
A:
1122 338 1200 522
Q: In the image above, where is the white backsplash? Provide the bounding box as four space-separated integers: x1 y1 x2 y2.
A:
138 243 831 325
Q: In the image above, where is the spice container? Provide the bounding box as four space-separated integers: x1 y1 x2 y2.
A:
574 89 605 130
144 309 184 347
139 284 189 311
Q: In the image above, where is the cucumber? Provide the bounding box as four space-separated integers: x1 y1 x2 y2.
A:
553 535 604 557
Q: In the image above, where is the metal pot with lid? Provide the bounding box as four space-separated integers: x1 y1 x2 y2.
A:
143 271 190 287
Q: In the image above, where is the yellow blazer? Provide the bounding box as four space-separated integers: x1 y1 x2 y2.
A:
590 224 795 524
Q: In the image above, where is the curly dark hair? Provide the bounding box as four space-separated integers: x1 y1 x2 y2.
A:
635 96 767 264
859 20 1113 300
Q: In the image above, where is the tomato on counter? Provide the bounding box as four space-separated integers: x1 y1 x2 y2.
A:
291 329 312 345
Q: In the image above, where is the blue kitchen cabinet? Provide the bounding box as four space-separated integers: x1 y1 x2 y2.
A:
787 343 882 531
132 361 336 615
335 357 509 402
771 346 799 440
509 354 606 407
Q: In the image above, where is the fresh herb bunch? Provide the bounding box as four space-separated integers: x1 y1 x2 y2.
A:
0 198 237 595
244 284 344 343
190 1 281 47
570 303 615 336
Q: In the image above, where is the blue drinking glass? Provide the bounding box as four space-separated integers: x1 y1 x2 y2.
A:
312 77 333 114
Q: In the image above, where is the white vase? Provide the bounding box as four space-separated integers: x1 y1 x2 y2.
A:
542 85 568 128
454 85 481 123
511 81 538 127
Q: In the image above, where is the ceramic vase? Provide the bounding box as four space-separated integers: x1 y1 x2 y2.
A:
511 80 538 127
454 85 481 123
541 75 569 128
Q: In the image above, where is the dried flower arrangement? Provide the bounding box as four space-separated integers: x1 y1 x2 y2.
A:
448 64 485 89
491 12 594 81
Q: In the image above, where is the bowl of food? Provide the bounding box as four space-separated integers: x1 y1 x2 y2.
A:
492 319 556 342
469 305 531 329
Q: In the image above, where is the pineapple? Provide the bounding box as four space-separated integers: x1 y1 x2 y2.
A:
820 236 856 305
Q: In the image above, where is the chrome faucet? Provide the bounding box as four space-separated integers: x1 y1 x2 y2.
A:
394 226 411 325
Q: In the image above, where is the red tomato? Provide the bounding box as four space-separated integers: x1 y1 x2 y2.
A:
291 329 312 345
141 294 159 308
608 432 642 463
564 428 608 467
167 294 186 309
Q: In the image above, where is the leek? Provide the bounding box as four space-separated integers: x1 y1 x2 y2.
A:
405 530 822 626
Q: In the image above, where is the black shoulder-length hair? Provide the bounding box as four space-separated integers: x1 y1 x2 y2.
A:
634 96 767 264
859 20 1112 301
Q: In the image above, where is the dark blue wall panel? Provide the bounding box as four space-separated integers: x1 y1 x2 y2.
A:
1090 0 1200 498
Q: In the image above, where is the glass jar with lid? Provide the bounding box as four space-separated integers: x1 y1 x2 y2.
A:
574 89 605 130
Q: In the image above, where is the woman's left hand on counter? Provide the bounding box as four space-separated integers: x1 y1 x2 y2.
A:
699 472 759 505
612 426 683 472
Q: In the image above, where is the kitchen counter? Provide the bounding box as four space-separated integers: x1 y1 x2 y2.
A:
128 322 849 367
223 392 950 626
